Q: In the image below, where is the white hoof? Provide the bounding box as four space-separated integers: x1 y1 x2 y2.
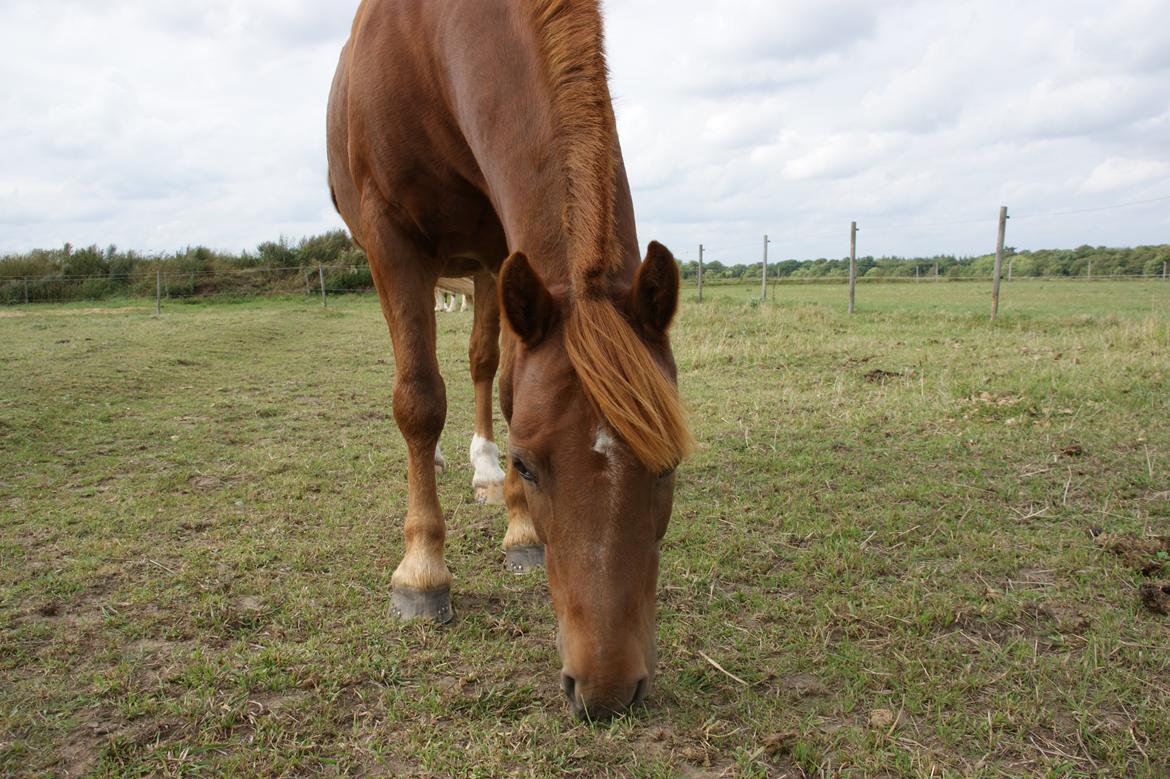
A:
475 482 505 505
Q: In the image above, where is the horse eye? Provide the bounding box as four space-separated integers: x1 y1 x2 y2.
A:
513 457 536 483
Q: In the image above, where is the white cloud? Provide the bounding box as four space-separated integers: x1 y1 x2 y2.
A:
1082 157 1170 193
1 0 1168 259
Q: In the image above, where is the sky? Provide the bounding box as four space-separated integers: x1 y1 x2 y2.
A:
2 0 1169 265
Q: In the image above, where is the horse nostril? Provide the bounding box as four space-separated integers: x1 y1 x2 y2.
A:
561 673 577 703
630 676 648 707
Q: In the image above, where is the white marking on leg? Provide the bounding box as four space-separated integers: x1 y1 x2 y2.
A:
459 294 470 312
434 290 443 312
434 443 446 471
469 435 505 488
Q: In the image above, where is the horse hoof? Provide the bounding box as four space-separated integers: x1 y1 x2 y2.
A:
474 482 505 505
504 544 545 573
391 585 454 624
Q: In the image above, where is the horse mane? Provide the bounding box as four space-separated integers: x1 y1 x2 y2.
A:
526 0 693 471
563 298 694 472
525 0 619 295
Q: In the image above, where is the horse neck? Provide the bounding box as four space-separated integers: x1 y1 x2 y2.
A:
446 1 641 293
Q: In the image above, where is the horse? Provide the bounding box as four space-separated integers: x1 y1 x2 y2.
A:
326 0 692 719
435 277 473 313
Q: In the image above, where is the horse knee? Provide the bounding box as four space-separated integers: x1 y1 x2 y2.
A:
393 373 447 445
470 348 500 385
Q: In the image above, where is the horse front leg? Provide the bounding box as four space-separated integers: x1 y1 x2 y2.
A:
362 197 452 623
468 271 506 505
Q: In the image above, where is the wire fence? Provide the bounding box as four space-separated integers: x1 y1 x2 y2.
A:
685 272 1167 286
0 263 374 307
1 264 1166 310
2 190 1167 312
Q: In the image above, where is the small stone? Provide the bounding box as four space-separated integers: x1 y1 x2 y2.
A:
869 708 896 730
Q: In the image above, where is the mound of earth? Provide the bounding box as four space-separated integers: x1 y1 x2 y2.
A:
1092 531 1170 576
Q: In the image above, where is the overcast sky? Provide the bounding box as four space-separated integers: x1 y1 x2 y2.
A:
2 0 1168 263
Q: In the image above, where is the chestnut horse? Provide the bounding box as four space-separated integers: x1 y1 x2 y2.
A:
327 0 692 719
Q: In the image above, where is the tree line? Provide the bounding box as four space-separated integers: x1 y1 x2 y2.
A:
681 244 1170 282
2 233 1167 304
0 232 369 304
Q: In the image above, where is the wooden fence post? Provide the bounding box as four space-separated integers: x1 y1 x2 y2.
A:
1163 261 1167 280
697 243 704 303
991 206 1007 321
23 276 29 305
155 266 162 315
760 234 769 302
848 221 857 314
1087 259 1092 280
319 264 328 307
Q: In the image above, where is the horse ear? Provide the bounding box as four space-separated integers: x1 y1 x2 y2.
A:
499 252 558 346
631 241 680 336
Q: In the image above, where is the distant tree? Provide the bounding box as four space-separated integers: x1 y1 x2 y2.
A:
297 230 354 266
257 238 297 269
63 245 107 278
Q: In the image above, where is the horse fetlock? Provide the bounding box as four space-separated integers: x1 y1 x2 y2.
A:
392 548 451 593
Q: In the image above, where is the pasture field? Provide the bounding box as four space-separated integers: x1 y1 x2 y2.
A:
2 280 1169 777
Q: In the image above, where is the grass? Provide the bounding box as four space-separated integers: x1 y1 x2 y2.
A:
1 279 1168 777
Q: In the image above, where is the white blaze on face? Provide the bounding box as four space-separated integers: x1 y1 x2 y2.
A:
469 435 505 488
593 426 618 459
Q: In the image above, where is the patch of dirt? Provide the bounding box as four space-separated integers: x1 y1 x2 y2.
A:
185 472 246 493
247 690 311 717
775 672 828 698
973 391 1022 406
1027 601 1091 634
632 726 672 763
945 603 1088 649
37 601 62 617
56 713 130 779
1060 443 1085 457
864 368 903 383
29 600 106 630
59 728 102 778
125 638 189 656
947 614 1024 644
1008 567 1056 590
236 595 265 613
1093 531 1170 575
188 475 224 490
1139 581 1170 615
